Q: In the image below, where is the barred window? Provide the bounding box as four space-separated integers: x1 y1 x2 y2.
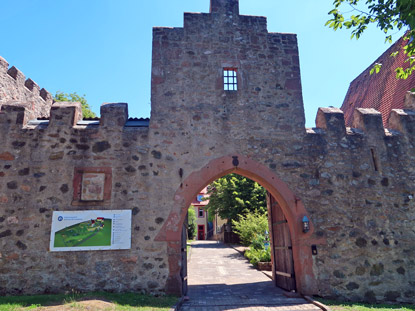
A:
223 68 238 91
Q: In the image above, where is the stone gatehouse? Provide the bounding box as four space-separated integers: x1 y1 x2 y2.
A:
0 0 414 304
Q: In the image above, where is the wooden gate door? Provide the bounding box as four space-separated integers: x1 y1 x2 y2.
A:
181 217 188 296
267 192 296 291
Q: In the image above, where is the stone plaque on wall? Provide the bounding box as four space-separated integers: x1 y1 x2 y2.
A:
72 167 112 206
81 173 105 201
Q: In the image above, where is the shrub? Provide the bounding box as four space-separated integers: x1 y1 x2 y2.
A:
234 212 272 267
251 234 265 250
232 212 268 246
245 247 271 266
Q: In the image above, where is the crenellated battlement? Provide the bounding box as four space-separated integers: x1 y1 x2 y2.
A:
0 102 149 132
2 97 415 149
0 56 53 119
0 56 53 103
312 97 415 144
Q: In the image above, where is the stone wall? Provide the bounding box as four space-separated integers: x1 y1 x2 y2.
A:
309 107 415 303
0 0 414 304
0 56 53 120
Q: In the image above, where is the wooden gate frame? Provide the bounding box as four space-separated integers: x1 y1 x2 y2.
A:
156 154 321 296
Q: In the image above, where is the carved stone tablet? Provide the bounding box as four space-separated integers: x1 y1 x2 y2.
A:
81 173 105 201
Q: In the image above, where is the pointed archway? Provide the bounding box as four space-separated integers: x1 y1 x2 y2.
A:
155 154 320 296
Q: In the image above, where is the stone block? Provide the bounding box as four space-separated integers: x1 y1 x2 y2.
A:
403 91 415 109
352 108 384 138
210 0 239 15
100 103 128 128
39 88 52 102
388 109 415 135
315 107 346 137
7 66 25 81
24 78 40 93
0 102 28 126
184 13 209 30
49 102 82 127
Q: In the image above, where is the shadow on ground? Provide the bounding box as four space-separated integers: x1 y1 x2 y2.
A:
184 282 312 310
183 241 319 310
190 241 224 249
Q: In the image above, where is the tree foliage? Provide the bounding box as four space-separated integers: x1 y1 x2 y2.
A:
54 91 96 118
206 174 267 223
326 0 415 78
187 205 197 240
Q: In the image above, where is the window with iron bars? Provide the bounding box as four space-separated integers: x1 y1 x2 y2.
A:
223 68 238 91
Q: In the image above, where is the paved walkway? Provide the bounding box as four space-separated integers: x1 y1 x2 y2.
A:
180 241 321 311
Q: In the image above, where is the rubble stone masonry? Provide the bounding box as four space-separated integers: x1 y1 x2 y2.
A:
0 56 53 120
0 0 414 304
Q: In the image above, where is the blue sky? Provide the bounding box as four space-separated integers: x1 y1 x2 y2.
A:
0 0 404 127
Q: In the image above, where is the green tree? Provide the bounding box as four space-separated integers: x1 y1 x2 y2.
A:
326 0 415 78
187 205 197 240
206 174 267 223
54 91 96 118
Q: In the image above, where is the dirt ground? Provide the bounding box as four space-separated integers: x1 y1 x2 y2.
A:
32 299 116 311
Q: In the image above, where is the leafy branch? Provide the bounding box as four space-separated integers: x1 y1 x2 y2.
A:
326 0 415 79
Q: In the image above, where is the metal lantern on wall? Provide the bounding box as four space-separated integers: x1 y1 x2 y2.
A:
302 216 310 233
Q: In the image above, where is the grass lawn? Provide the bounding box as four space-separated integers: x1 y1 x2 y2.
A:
316 298 415 311
0 292 178 311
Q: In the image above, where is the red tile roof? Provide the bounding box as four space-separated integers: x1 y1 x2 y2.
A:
341 36 415 127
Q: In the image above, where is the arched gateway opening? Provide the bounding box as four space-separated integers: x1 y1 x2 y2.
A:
156 155 318 296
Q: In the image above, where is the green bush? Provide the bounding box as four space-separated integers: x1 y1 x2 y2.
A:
187 206 197 239
234 212 272 267
232 212 268 246
250 234 265 250
245 247 271 266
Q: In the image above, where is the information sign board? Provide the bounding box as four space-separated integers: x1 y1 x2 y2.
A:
50 210 131 252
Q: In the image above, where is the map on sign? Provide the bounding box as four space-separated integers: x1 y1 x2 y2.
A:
50 210 131 252
54 217 112 248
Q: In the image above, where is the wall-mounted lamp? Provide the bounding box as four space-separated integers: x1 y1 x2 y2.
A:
302 216 310 233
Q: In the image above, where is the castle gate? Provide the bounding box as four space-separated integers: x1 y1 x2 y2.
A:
155 155 317 295
0 0 414 304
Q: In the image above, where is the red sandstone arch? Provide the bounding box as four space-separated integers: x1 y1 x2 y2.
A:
156 154 319 296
